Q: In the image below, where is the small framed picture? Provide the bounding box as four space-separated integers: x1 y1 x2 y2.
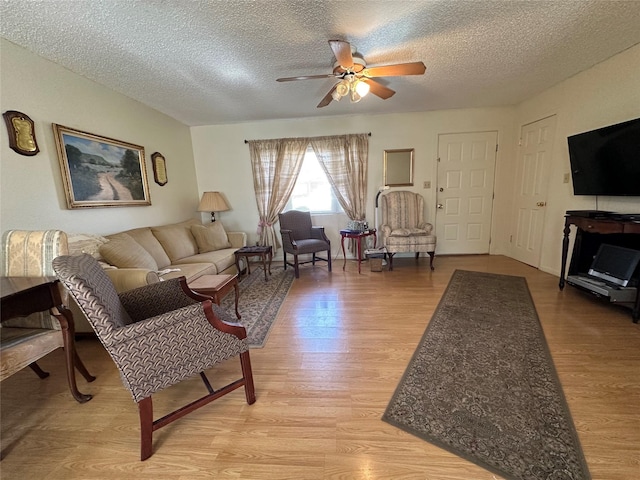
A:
3 110 39 156
53 124 151 209
151 152 168 186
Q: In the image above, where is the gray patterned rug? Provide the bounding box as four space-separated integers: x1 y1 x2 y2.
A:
220 266 294 348
383 270 591 480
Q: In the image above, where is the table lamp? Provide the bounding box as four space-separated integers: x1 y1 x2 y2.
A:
197 191 230 222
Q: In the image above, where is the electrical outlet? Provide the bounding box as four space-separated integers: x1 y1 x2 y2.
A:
563 173 570 184
423 180 431 189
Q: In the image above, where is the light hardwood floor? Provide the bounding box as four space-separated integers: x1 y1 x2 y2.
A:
1 255 639 479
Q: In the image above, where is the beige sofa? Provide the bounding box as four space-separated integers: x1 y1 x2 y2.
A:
70 218 246 332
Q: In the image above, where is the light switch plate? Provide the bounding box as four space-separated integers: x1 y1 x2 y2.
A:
423 181 431 189
563 173 570 184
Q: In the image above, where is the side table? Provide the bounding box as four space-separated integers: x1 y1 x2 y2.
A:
234 245 273 281
339 229 377 274
188 274 241 319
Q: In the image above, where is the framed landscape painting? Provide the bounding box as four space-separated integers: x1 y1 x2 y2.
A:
53 124 151 209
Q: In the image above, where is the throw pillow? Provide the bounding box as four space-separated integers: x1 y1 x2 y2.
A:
99 233 158 270
67 233 109 260
191 222 231 253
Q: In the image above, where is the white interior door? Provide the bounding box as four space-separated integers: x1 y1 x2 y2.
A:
435 131 498 254
511 115 557 267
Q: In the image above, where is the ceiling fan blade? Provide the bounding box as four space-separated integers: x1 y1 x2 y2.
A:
277 74 335 82
329 40 354 69
317 84 338 108
362 78 395 99
363 62 426 77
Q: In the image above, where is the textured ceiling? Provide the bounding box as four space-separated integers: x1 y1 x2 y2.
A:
2 1 640 126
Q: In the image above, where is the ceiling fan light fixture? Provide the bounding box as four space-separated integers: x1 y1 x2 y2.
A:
336 81 349 97
355 79 370 97
350 89 362 103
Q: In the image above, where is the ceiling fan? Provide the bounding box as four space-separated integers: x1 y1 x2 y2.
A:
277 40 426 108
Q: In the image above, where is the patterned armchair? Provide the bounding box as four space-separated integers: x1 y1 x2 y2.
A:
380 191 437 270
279 210 332 278
52 254 256 460
1 230 95 402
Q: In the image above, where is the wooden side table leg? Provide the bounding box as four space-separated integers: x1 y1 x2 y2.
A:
357 237 362 274
341 235 347 271
233 279 241 319
267 247 272 276
262 253 268 281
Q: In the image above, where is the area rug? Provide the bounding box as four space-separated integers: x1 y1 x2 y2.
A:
382 269 591 480
219 266 294 348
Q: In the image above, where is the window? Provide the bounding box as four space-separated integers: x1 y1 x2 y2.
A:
287 148 343 214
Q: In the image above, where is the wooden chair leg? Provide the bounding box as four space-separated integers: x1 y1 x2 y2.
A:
428 251 435 270
387 253 395 271
138 397 154 461
293 255 300 278
240 351 256 404
327 249 332 272
29 362 50 379
74 350 96 383
282 252 287 271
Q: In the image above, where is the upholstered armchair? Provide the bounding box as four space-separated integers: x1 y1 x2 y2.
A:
1 230 95 402
380 191 437 270
53 254 255 460
278 210 332 278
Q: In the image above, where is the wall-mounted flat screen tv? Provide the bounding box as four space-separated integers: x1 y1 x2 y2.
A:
567 117 640 196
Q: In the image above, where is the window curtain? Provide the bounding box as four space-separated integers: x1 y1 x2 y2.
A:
310 133 369 254
248 138 308 252
309 133 369 222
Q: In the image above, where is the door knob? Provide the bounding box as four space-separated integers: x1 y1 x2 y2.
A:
536 202 547 207
439 187 444 192
437 204 444 209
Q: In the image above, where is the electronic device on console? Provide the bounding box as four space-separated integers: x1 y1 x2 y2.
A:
566 243 640 304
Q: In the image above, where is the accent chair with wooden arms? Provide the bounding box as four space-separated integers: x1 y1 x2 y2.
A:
52 253 256 460
0 230 95 403
380 191 437 270
278 210 332 278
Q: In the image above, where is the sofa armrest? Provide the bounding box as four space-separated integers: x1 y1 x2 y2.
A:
105 268 160 293
227 231 247 249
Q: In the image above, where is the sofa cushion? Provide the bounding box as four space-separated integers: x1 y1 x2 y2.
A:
178 248 237 274
151 219 199 262
191 223 231 253
99 233 158 270
121 227 171 268
157 262 216 281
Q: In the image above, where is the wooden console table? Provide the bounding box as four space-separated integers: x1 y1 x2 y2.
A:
559 214 640 321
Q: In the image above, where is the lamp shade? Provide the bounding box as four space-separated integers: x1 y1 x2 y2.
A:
197 191 230 213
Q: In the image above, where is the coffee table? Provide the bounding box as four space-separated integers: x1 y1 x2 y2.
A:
188 274 240 319
234 245 272 281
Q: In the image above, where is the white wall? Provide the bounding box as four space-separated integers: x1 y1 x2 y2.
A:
514 43 640 276
191 108 517 258
0 39 199 236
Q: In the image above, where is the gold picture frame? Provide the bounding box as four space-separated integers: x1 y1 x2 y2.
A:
151 152 168 186
53 124 151 209
3 110 39 156
384 148 414 186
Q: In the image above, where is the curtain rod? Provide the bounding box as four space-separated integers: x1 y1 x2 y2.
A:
244 132 371 143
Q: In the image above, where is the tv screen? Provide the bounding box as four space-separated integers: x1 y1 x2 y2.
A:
567 117 640 196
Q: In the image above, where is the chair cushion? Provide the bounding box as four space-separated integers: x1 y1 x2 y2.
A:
191 223 231 253
390 227 428 237
100 234 158 270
